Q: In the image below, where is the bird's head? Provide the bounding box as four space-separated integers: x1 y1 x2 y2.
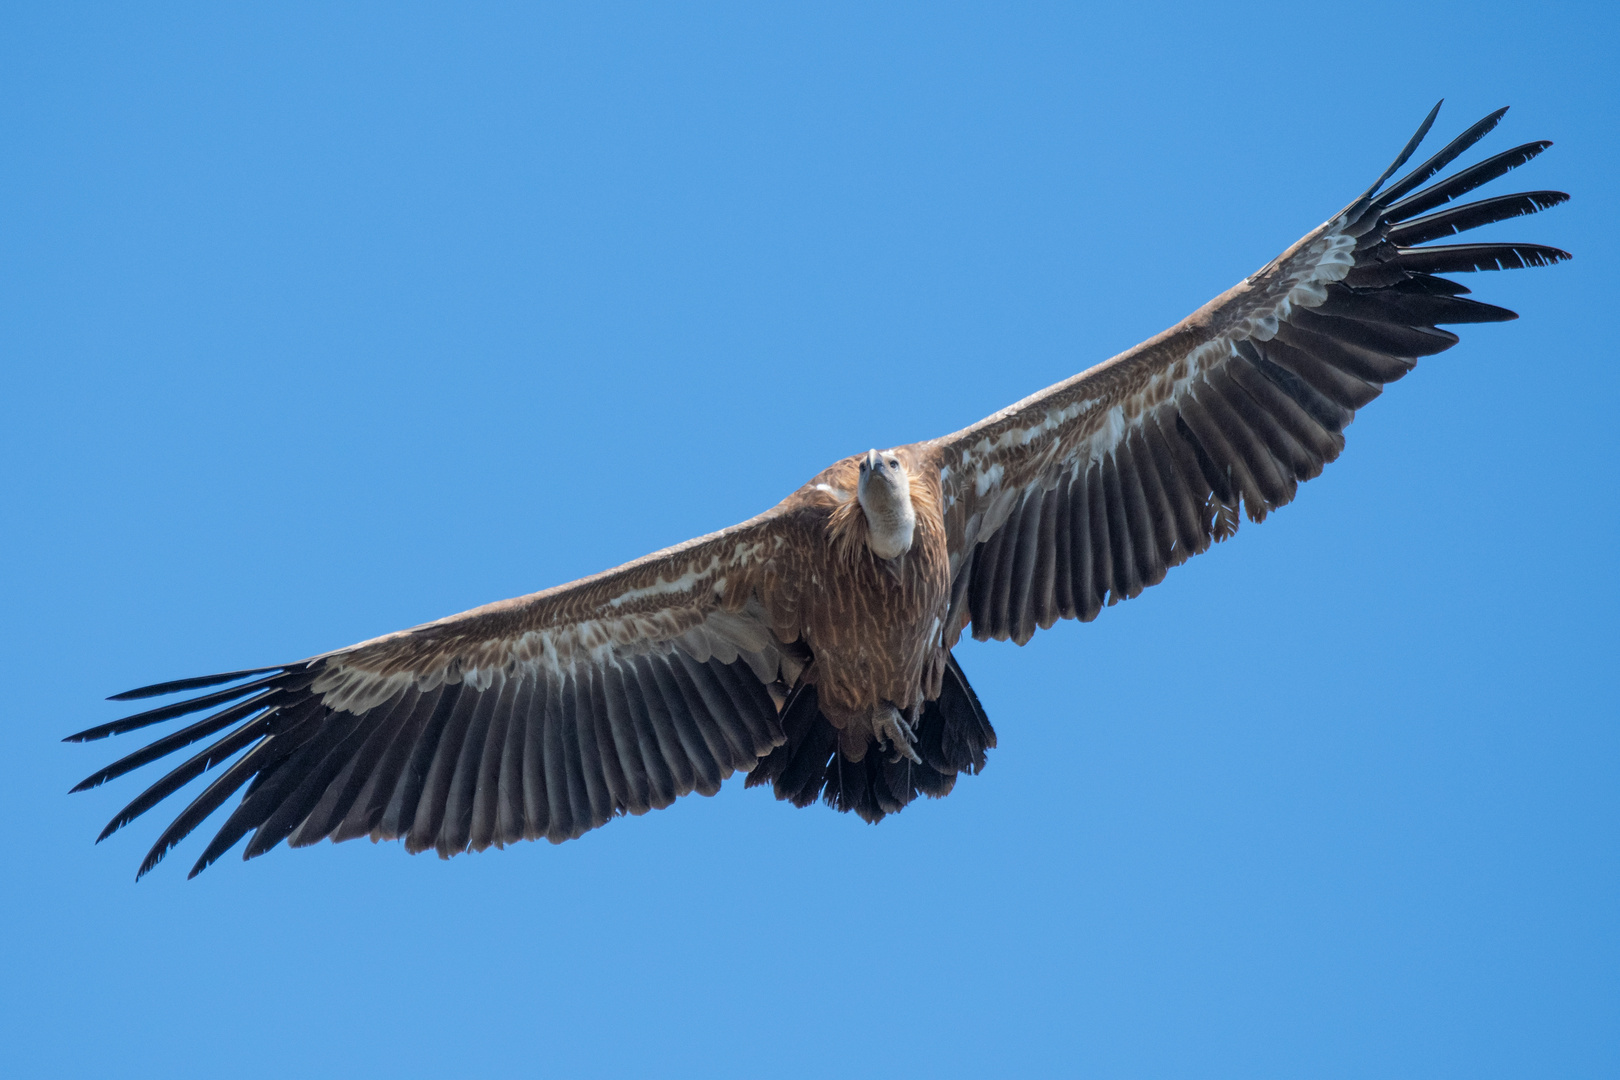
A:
856 448 916 559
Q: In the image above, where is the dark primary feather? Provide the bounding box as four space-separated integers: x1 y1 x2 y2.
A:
72 693 278 793
67 670 302 743
1382 141 1553 221
97 716 273 843
1395 243 1570 274
140 740 285 879
1343 100 1443 219
1311 285 1517 327
105 666 283 703
1388 191 1569 245
1367 107 1507 209
162 696 330 878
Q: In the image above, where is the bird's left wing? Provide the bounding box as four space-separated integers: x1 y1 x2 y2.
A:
68 501 831 878
932 104 1568 646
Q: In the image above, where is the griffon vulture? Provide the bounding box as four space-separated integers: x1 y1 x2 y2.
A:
70 103 1570 879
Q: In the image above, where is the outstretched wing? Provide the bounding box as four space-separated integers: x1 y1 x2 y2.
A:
68 501 831 879
933 104 1568 646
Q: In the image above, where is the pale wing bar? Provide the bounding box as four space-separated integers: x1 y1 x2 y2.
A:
960 108 1568 645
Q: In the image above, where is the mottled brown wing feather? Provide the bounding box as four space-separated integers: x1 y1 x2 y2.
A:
67 494 844 878
929 105 1568 647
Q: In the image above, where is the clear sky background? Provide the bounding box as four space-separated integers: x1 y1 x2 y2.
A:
2 4 1615 1078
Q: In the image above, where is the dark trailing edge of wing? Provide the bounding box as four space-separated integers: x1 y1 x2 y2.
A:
960 104 1569 645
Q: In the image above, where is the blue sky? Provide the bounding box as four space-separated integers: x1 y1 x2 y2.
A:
3 4 1615 1077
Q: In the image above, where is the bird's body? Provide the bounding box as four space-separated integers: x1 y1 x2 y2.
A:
71 103 1571 879
813 450 949 745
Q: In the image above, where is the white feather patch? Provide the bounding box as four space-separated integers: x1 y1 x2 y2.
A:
606 555 722 608
974 462 1004 497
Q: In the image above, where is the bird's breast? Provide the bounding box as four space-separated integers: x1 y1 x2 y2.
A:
801 498 951 723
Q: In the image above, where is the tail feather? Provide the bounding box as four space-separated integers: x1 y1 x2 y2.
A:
745 652 997 824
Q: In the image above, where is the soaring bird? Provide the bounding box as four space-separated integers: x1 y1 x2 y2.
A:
70 103 1569 879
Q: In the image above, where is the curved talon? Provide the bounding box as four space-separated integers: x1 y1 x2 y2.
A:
877 706 922 765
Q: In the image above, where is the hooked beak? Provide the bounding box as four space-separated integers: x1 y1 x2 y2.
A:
864 449 881 474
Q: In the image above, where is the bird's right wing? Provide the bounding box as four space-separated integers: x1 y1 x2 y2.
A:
931 104 1569 646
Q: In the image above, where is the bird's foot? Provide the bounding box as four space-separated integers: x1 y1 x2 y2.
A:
876 705 922 765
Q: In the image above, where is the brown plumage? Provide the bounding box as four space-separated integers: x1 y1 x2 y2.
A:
69 103 1570 878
